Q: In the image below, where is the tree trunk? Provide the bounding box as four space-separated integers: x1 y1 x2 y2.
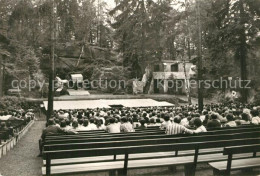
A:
239 0 248 103
0 56 3 98
186 0 191 60
47 1 55 121
196 0 203 111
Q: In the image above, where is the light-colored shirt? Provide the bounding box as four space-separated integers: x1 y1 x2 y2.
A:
77 126 91 131
225 121 237 127
180 118 189 127
133 122 141 128
64 125 72 131
166 123 193 135
160 121 172 130
194 125 207 133
98 124 106 130
88 123 98 130
106 123 121 133
120 122 135 133
252 116 260 125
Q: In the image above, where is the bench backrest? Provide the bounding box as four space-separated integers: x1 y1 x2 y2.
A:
45 125 260 139
44 131 260 151
44 137 260 159
44 126 260 145
223 144 260 155
46 126 160 136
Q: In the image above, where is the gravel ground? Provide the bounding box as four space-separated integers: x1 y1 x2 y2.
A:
0 121 45 176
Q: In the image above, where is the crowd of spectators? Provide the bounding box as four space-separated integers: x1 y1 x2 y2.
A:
43 103 260 135
38 103 260 156
0 109 35 139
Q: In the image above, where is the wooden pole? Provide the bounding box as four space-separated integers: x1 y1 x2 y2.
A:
47 0 55 121
239 0 248 103
0 55 3 98
196 0 203 111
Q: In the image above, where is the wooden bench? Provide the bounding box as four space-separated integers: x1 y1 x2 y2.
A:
44 126 260 145
44 131 260 151
46 125 260 138
42 129 260 176
209 144 260 175
44 130 165 140
45 125 260 139
42 130 260 167
45 126 162 137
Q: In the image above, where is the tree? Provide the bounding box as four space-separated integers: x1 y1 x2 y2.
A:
204 0 260 103
110 0 172 78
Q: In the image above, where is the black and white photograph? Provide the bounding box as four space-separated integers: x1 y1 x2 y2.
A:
0 0 260 175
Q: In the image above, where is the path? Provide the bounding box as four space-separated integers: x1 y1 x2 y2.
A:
0 121 45 176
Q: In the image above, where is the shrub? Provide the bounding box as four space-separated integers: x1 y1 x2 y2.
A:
0 96 40 111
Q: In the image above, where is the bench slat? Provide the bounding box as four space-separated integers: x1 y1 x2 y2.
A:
42 153 257 175
43 148 224 165
209 157 260 171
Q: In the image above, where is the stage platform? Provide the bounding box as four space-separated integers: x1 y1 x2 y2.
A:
43 99 174 110
67 89 90 96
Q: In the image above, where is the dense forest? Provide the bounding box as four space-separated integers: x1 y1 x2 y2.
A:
0 0 259 102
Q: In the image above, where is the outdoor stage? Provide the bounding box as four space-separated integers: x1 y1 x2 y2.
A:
43 99 174 110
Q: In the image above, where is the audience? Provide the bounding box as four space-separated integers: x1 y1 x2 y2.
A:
37 103 260 137
160 114 171 130
240 113 251 125
120 117 135 133
207 114 221 129
36 102 260 157
166 116 193 135
106 118 121 133
193 118 207 133
224 114 237 127
251 110 260 125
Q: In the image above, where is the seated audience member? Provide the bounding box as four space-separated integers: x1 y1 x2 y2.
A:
39 119 77 156
41 119 77 139
79 120 90 131
132 115 141 128
180 114 189 127
203 114 209 126
148 118 157 127
78 119 84 128
55 118 60 127
64 120 72 130
240 113 251 125
60 120 67 130
71 121 79 131
106 118 121 133
58 111 68 119
0 122 8 131
88 118 98 130
137 119 147 129
120 117 135 133
251 110 260 125
166 116 193 135
150 112 157 120
224 114 237 127
243 108 252 120
155 118 161 126
160 114 172 130
200 110 208 122
96 119 106 130
193 118 207 133
207 114 221 129
6 121 14 136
